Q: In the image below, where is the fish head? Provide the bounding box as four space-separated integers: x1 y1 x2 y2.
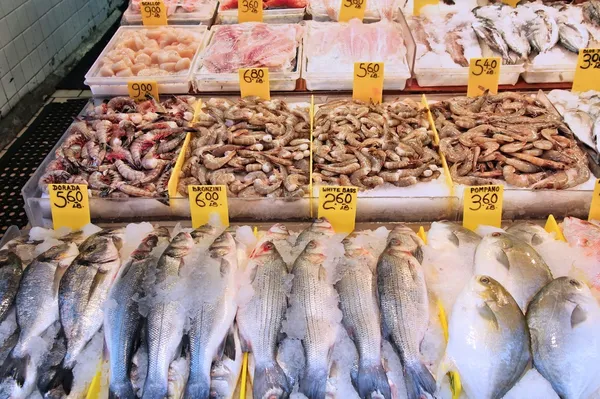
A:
166 232 194 257
310 218 334 236
386 232 422 260
506 223 547 246
439 221 481 247
470 275 512 308
190 224 217 243
250 240 278 260
154 226 171 240
58 230 86 245
38 242 78 268
342 235 370 257
0 249 20 268
78 234 120 266
486 232 515 251
267 223 290 240
553 277 596 307
302 240 327 262
209 232 236 258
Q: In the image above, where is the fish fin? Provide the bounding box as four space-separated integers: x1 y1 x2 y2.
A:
253 360 291 399
412 245 424 264
355 360 392 399
219 259 231 277
531 234 544 246
88 270 109 303
299 364 328 399
404 361 436 399
0 354 29 387
478 302 499 330
571 304 587 328
448 232 460 247
496 249 511 270
318 265 327 281
218 327 236 361
240 336 252 353
48 365 74 395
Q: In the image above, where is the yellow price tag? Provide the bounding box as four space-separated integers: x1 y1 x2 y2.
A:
353 62 384 104
502 0 519 6
238 0 263 22
140 0 168 25
467 57 501 97
413 0 438 16
318 186 357 233
127 81 159 102
49 184 91 230
188 185 229 228
239 68 270 100
339 0 366 22
589 179 600 222
572 48 600 93
463 185 503 232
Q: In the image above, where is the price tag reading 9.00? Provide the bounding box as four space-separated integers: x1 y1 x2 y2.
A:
353 62 384 104
127 81 159 102
238 0 263 22
318 186 357 233
467 57 501 97
49 184 91 230
339 0 366 22
188 185 229 228
573 48 600 92
463 185 504 232
239 68 270 100
140 0 167 25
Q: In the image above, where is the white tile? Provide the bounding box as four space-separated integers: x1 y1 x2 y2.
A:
0 3 6 19
31 21 43 49
24 0 39 25
15 4 30 30
38 41 50 65
17 86 29 101
0 83 7 109
6 10 22 38
27 77 37 92
9 93 21 107
1 72 16 102
30 48 42 74
1 104 11 119
0 17 10 49
21 56 34 82
11 64 25 91
2 0 17 15
14 35 28 63
4 41 19 71
39 14 51 38
0 49 9 77
23 27 37 54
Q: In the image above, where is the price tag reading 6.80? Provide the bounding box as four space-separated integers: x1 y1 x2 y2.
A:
49 184 91 230
239 68 270 100
140 0 167 25
188 185 229 228
318 186 357 233
463 185 504 232
128 81 159 102
243 68 265 83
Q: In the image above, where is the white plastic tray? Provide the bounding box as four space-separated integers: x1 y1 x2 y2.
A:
216 7 305 24
414 63 523 87
121 1 218 25
522 64 575 84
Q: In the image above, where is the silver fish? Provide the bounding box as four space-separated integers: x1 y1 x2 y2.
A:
36 323 67 394
336 236 390 399
294 218 334 253
496 10 530 60
583 0 600 27
438 275 530 399
237 240 290 399
386 225 423 262
210 326 243 399
0 250 23 322
527 9 559 53
472 20 513 64
377 237 435 399
557 15 589 53
505 222 550 247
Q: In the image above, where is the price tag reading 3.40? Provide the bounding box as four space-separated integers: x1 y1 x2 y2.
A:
239 68 270 100
238 0 263 22
318 186 357 233
589 179 600 222
188 185 229 228
339 0 366 22
467 57 501 97
353 62 384 104
463 185 503 232
140 0 168 25
128 81 159 102
573 48 600 92
49 184 91 230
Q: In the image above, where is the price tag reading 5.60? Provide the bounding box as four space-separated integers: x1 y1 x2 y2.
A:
463 185 504 232
188 185 229 228
318 186 357 233
140 0 168 25
353 62 384 104
127 81 159 102
49 184 91 230
239 68 270 100
339 0 366 22
238 0 263 22
467 57 501 97
573 48 600 92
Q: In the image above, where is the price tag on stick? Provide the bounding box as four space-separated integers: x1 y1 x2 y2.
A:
238 0 263 22
140 0 168 25
467 57 501 97
128 81 159 102
188 185 229 228
413 0 438 16
572 48 600 92
318 186 357 233
49 184 91 230
239 68 270 100
463 185 503 232
339 0 366 22
501 0 519 6
589 179 600 221
353 62 384 104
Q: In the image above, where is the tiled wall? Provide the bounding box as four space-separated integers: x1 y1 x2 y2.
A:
0 0 121 118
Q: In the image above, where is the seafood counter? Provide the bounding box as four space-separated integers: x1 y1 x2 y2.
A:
1 217 600 398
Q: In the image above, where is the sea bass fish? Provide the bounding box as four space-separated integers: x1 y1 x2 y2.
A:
527 277 600 399
293 218 334 253
438 275 530 399
0 250 23 322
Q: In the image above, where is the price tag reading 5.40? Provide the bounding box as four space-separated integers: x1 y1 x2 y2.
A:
188 185 229 228
353 62 384 104
467 57 501 97
318 186 357 233
238 0 263 22
49 184 91 230
573 48 600 92
128 81 159 102
339 0 366 22
463 185 504 232
239 68 270 100
140 0 168 25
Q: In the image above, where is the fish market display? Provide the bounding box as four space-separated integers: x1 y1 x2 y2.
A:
92 26 205 78
431 91 592 189
0 251 22 323
304 20 410 75
220 0 305 10
527 277 600 399
129 0 217 15
38 96 197 198
198 24 302 74
313 98 442 190
177 97 310 198
308 0 402 21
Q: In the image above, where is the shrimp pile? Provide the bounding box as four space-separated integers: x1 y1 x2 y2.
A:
130 0 216 15
38 96 198 198
312 98 441 190
177 97 310 198
430 91 592 189
96 27 204 78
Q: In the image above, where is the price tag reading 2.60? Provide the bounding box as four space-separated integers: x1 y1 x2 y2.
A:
467 57 501 97
463 185 504 232
239 68 270 100
49 184 91 230
339 0 366 22
573 48 600 92
140 0 168 25
353 62 384 104
318 186 357 233
238 0 263 22
127 81 159 102
188 185 229 228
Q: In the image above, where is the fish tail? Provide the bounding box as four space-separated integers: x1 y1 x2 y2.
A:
141 383 169 399
404 361 436 399
356 360 392 399
46 365 74 396
253 360 290 399
108 382 137 399
182 375 211 399
0 354 29 387
299 364 328 399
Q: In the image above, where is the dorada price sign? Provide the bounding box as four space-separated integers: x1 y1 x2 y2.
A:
188 185 229 228
127 81 159 102
573 48 600 92
353 62 384 104
239 68 270 100
318 186 357 233
589 179 600 222
463 185 504 232
238 0 263 22
49 184 91 230
467 57 501 97
140 0 168 25
339 0 366 22
413 0 438 16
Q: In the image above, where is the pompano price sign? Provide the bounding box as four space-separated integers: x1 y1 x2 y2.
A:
238 0 263 22
463 185 503 232
318 186 357 233
188 185 229 228
140 0 168 25
467 57 501 97
353 62 384 104
239 68 270 100
49 184 91 230
572 48 600 92
339 0 366 22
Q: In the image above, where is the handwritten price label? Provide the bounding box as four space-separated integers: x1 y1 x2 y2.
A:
140 0 168 25
318 186 357 233
238 0 263 22
413 0 438 16
353 62 384 104
573 48 600 92
239 68 270 100
502 0 519 6
467 57 500 97
463 185 503 232
49 184 91 230
339 0 366 22
589 179 600 222
188 185 229 228
127 81 159 102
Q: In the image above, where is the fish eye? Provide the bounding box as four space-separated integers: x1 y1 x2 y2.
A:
307 242 316 249
569 279 581 288
265 242 273 250
480 276 491 285
491 232 502 237
390 238 400 245
280 225 287 231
